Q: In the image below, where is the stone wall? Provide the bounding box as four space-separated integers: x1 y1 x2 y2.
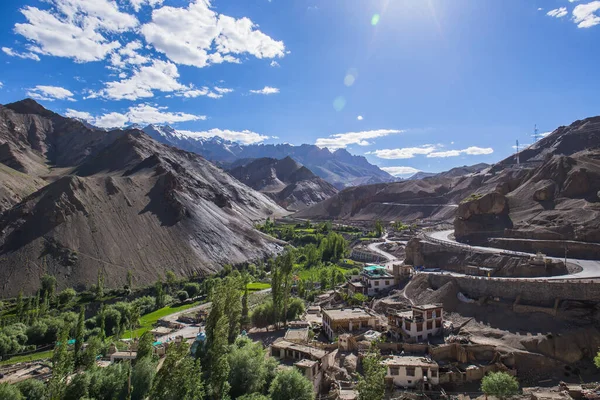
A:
427 274 600 306
489 237 600 260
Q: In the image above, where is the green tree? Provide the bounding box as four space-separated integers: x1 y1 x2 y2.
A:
374 220 383 238
74 306 85 367
0 383 24 400
480 372 519 399
127 270 134 290
15 291 25 322
47 323 72 400
58 288 77 307
154 280 166 309
165 271 177 294
227 336 274 398
241 285 250 329
269 368 314 400
64 373 90 400
183 282 201 299
41 274 57 301
95 271 104 299
237 394 269 400
132 357 156 400
286 298 305 321
595 350 600 369
150 342 204 400
80 336 102 370
98 304 106 342
16 379 46 400
356 348 386 400
136 332 154 362
177 290 189 302
209 316 230 399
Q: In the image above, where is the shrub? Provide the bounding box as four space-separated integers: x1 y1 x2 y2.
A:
177 290 189 302
481 372 519 399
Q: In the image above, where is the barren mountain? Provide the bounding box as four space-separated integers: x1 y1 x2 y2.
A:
297 117 600 248
0 99 286 296
228 156 338 211
141 124 395 188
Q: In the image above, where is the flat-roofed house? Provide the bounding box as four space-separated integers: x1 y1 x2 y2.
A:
388 304 443 342
382 356 439 389
322 308 379 341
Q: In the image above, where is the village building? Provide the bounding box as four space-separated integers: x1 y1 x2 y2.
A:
347 265 396 297
321 308 380 341
388 304 444 342
270 339 336 393
382 356 440 389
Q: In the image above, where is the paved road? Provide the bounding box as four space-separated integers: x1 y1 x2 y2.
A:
366 232 407 270
424 230 600 280
381 202 458 208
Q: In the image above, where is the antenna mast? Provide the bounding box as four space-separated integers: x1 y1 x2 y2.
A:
516 140 520 166
534 124 539 142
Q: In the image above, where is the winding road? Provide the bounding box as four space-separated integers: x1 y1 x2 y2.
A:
424 230 600 281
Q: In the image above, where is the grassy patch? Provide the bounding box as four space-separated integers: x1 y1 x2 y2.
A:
0 350 53 366
122 301 201 339
246 282 271 292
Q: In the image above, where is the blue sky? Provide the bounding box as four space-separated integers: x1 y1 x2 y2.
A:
0 0 599 176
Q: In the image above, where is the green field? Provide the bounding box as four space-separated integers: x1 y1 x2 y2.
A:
0 350 53 366
293 265 349 281
122 301 202 339
246 282 271 292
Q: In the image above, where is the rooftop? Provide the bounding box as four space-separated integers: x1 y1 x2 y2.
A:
362 265 393 278
272 340 327 359
413 304 443 311
284 327 310 343
295 359 318 368
382 356 438 368
323 308 374 321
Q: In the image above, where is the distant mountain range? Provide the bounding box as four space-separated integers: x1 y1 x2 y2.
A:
408 163 490 180
228 156 338 211
141 124 395 189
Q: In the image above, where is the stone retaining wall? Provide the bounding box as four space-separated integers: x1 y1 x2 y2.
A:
427 274 600 306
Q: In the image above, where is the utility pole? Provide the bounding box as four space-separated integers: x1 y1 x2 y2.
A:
515 140 520 166
534 124 539 143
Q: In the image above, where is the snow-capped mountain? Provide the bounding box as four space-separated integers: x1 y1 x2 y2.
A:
140 124 396 188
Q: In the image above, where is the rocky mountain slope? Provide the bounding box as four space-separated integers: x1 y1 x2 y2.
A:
297 117 600 246
228 156 338 211
0 99 286 296
408 163 489 180
141 124 395 188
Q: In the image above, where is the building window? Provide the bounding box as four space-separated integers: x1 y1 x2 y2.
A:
405 321 411 330
406 367 415 377
390 367 400 376
385 280 390 285
374 281 380 286
416 323 423 332
427 321 433 330
431 369 438 378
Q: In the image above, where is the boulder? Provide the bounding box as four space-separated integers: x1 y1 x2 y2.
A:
454 192 512 242
533 181 556 202
561 168 590 197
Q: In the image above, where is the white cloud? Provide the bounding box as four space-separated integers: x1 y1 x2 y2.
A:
357 115 363 121
140 0 285 69
547 7 568 18
109 40 149 68
89 59 186 100
129 0 164 12
569 0 580 2
368 145 436 159
14 0 138 62
65 109 93 120
573 1 600 28
0 82 3 88
270 60 280 67
2 47 40 61
27 85 75 101
94 112 129 128
65 104 205 128
427 146 493 158
541 131 552 138
316 129 404 149
214 86 233 94
178 128 269 145
381 166 421 176
249 86 280 95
